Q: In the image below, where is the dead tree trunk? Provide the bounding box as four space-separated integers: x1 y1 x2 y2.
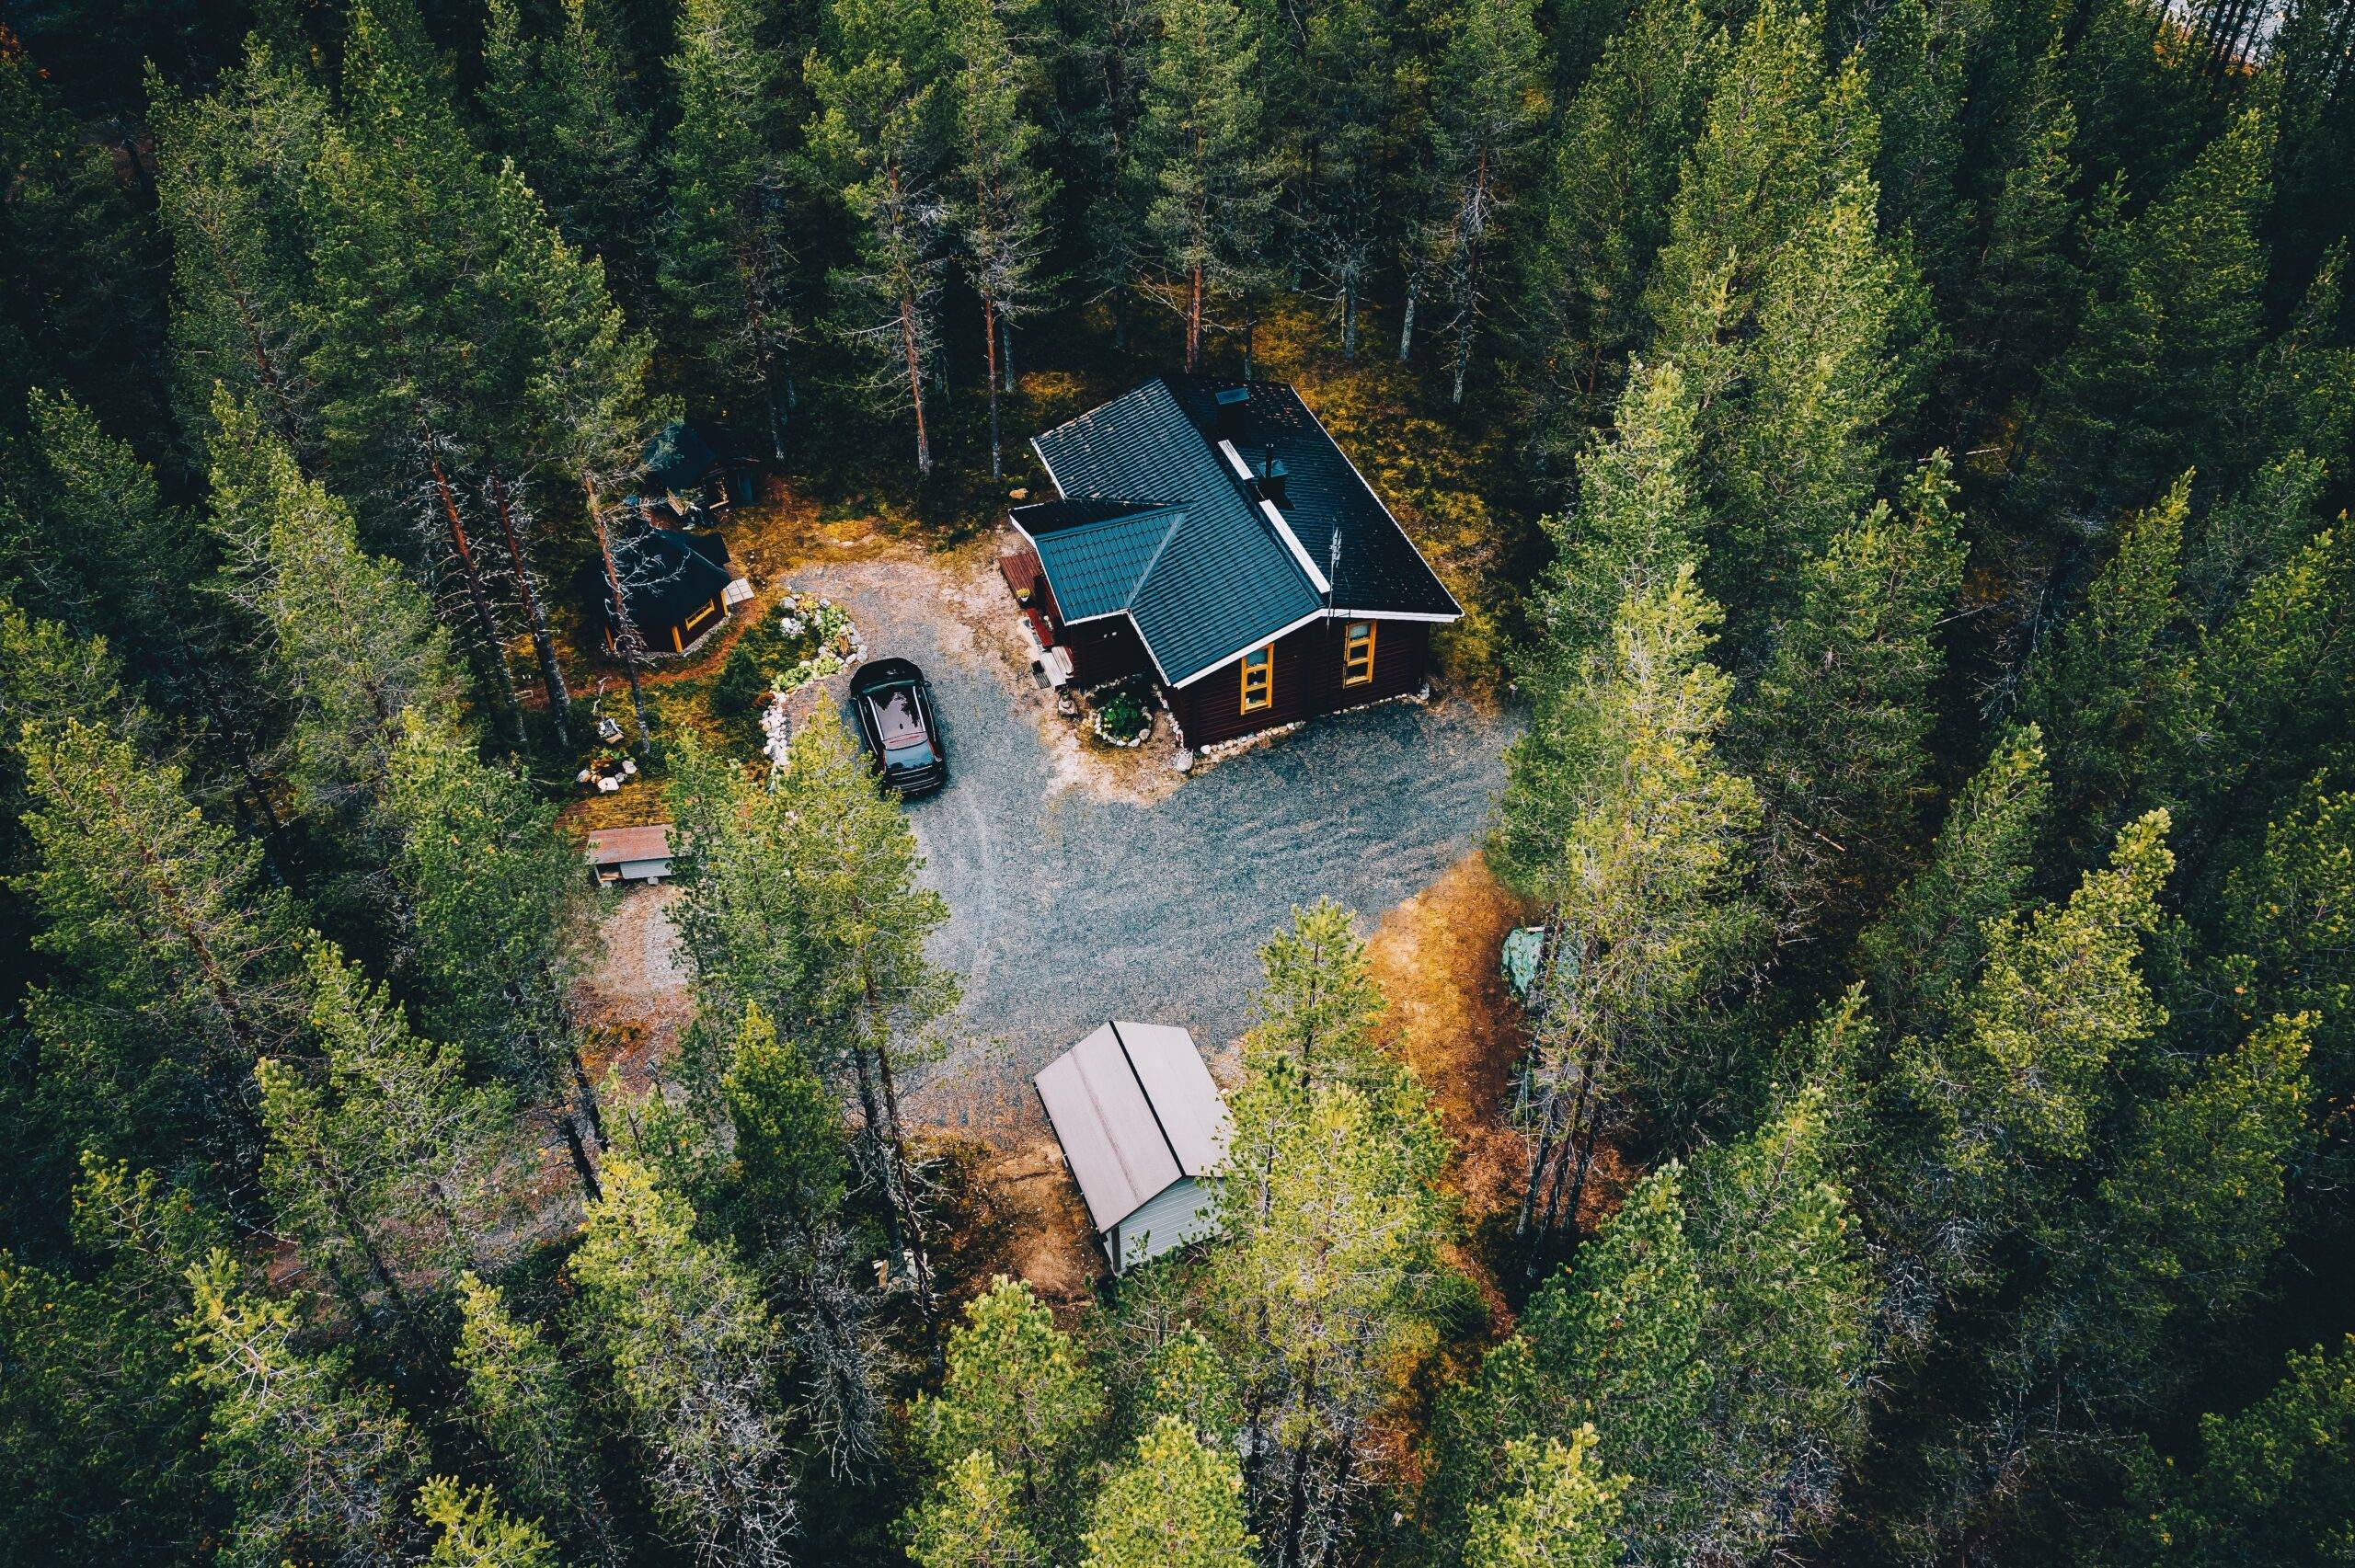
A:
488 471 569 747
419 416 524 744
582 477 653 756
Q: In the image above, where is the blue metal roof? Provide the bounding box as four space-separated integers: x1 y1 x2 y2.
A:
1030 380 1325 683
1025 504 1186 623
1161 379 1461 619
1025 377 1458 685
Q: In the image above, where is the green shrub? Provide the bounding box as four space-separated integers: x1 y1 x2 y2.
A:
713 639 771 715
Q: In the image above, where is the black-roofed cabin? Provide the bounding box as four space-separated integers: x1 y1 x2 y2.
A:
592 526 744 658
1008 377 1459 748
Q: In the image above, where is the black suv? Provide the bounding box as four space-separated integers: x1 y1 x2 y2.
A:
848 658 948 796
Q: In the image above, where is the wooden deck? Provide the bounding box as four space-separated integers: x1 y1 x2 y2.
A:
999 547 1059 652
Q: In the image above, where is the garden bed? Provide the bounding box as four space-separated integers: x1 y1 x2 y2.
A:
1085 681 1156 749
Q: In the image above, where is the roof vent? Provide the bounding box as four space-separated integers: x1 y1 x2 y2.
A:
1258 451 1288 507
1214 385 1250 441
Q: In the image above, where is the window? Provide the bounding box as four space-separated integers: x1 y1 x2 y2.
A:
1240 644 1274 713
1342 620 1376 686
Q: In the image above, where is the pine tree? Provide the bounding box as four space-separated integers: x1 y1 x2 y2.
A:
2132 1334 2355 1564
913 1276 1105 1551
572 1153 797 1566
1678 1087 1876 1557
301 4 524 727
1284 0 1396 360
723 1001 891 1471
179 1248 430 1567
1855 725 2051 1041
1515 0 1724 451
0 1233 219 1560
1704 173 1931 653
1465 1429 1625 1568
1211 1050 1453 1564
1859 0 1971 319
1443 1086 1870 1562
480 0 655 311
1642 0 1874 368
1734 452 1965 934
2021 477 2188 866
1133 0 1277 371
1241 898 1391 1095
2062 1013 2313 1403
146 40 327 447
673 712 958 1310
1498 565 1760 1250
477 158 658 744
1880 810 2174 1301
258 941 520 1336
1066 0 1160 349
384 715 606 1196
1082 1415 1258 1567
905 1448 1042 1568
15 715 307 1187
1953 53 2081 426
417 1478 561 1568
2165 524 2355 849
1430 1168 1709 1564
945 0 1056 475
2213 778 2355 1116
453 1274 616 1560
662 0 799 456
4 387 211 687
2017 109 2272 521
808 0 952 473
1422 0 1545 404
0 42 166 452
205 395 465 852
1525 361 1707 696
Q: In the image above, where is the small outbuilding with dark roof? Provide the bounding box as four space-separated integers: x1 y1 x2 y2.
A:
1003 377 1460 748
1033 1020 1230 1274
638 418 760 522
590 526 748 657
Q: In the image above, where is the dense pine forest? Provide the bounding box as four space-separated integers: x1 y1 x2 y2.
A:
4 0 2355 1561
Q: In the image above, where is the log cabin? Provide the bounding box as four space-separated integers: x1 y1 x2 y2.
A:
1003 377 1462 750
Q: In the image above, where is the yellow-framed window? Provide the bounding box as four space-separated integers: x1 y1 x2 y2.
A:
1240 644 1274 712
1342 620 1376 686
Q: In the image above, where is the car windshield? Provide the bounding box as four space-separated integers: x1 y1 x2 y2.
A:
866 686 933 758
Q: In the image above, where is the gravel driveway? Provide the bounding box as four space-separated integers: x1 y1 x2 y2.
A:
794 549 1517 1133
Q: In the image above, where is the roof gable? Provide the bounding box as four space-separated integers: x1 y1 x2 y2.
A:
1020 503 1187 623
1030 381 1324 683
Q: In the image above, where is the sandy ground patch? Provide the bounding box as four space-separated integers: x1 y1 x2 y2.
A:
575 881 693 1092
1366 852 1535 1226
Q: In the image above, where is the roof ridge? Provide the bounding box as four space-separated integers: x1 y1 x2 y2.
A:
1124 509 1189 612
1107 1021 1186 1180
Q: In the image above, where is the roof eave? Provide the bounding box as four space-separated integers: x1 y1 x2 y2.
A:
1165 603 1333 689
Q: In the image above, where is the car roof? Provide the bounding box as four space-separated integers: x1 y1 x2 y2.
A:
852 657 925 691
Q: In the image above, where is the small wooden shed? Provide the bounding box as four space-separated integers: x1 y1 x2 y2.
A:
584 823 674 886
1034 1021 1230 1274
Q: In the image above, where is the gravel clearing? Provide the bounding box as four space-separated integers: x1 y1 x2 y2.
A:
789 548 1518 1135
